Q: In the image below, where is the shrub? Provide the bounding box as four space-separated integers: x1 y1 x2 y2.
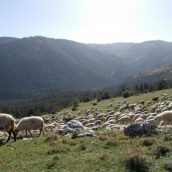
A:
164 161 172 172
122 90 131 98
78 144 87 151
164 134 172 141
92 102 97 106
62 138 77 146
101 92 111 100
123 154 149 172
71 131 80 139
154 145 170 159
142 139 154 147
72 99 79 111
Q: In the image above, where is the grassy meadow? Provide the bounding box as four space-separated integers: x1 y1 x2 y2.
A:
0 88 172 172
61 88 172 114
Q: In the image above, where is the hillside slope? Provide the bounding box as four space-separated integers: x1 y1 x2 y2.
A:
90 40 172 71
0 37 172 100
0 36 132 99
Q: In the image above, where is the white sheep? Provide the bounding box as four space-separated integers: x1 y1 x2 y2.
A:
0 113 16 142
15 116 44 137
135 117 145 123
153 111 172 125
117 115 131 124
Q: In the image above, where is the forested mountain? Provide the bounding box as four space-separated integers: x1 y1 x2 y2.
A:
0 36 172 100
90 40 172 71
128 64 172 84
0 36 132 100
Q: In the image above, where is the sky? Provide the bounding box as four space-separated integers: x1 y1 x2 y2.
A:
0 0 172 43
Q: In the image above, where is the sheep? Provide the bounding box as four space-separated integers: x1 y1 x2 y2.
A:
85 122 96 128
154 111 172 124
117 115 131 124
135 117 145 123
15 116 44 137
0 113 16 143
148 111 172 129
139 100 145 105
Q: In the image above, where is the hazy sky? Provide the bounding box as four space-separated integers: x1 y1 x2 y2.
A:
1 0 172 43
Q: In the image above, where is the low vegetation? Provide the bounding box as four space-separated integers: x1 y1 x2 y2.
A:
0 130 172 172
0 88 172 171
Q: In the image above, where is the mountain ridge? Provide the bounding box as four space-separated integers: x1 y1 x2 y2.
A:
0 36 172 100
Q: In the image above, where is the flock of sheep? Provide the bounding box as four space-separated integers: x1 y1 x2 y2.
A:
0 93 172 143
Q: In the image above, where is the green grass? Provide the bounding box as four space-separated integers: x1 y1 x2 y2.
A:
1 131 172 172
0 88 172 171
61 88 172 114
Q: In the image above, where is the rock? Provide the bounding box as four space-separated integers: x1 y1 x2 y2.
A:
58 119 84 135
124 122 157 137
66 119 84 130
22 137 33 141
77 133 96 138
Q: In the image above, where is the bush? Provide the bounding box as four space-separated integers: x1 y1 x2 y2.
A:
123 154 149 172
122 90 131 98
78 144 87 151
142 139 154 147
92 102 97 106
154 145 170 159
71 131 80 139
101 92 111 99
164 161 172 172
72 99 79 111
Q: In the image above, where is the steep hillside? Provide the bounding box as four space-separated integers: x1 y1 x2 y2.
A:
90 40 172 71
0 36 172 100
0 36 132 100
128 64 172 83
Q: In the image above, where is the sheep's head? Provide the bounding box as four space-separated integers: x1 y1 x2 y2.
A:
152 116 162 125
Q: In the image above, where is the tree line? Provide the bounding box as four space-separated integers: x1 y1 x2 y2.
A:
0 79 171 118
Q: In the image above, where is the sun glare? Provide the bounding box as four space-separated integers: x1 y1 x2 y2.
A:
71 0 142 43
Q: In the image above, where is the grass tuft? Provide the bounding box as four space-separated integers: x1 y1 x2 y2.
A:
142 138 154 147
78 144 87 151
47 144 70 155
154 145 170 159
164 161 172 172
103 139 118 149
123 153 149 172
99 153 108 160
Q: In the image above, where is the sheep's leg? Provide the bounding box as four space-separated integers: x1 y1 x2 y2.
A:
12 131 16 142
6 131 11 143
165 124 168 132
28 130 33 137
25 130 28 136
38 128 44 137
42 128 45 136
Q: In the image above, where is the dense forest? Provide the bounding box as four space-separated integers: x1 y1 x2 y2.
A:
0 79 171 118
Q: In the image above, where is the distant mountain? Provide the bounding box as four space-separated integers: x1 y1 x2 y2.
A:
104 64 172 93
0 37 19 45
0 36 132 100
90 40 172 72
0 36 172 100
128 64 172 83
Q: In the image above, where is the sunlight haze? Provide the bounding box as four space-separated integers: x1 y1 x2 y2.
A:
0 0 172 43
